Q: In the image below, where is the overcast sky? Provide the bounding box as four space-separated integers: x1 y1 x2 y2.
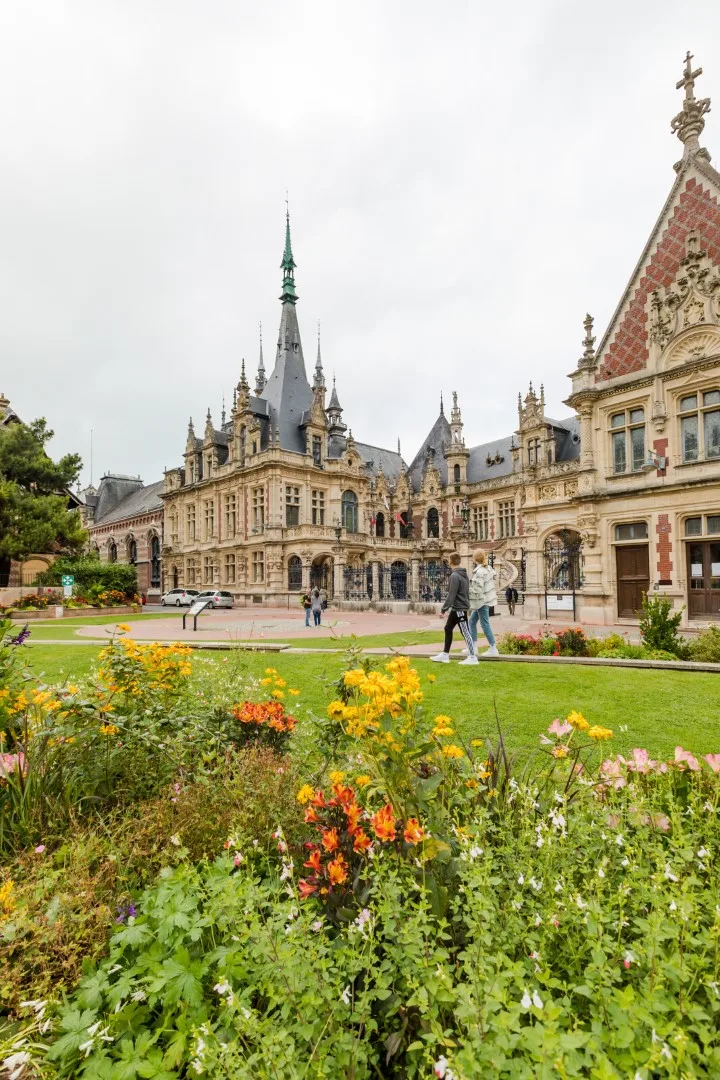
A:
1 1 719 487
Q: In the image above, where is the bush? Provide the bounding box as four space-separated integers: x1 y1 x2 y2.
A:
40 672 720 1078
36 555 137 600
639 593 688 656
690 625 720 664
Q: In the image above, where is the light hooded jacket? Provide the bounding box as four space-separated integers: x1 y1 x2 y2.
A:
441 568 470 613
469 564 498 611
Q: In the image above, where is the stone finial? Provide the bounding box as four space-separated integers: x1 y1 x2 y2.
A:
221 395 226 425
578 312 597 370
672 51 711 167
439 392 444 416
255 323 267 395
313 320 325 390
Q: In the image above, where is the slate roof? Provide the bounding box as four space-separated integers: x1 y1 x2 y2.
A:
262 302 314 455
354 442 405 482
407 412 452 491
93 477 164 526
466 435 516 484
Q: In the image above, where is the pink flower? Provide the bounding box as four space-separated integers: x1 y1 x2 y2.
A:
674 746 701 772
627 748 651 774
623 959 631 969
0 752 26 778
703 754 720 774
548 719 573 738
600 759 626 789
34 844 46 854
649 813 671 833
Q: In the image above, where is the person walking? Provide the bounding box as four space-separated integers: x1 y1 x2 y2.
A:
469 550 500 657
505 584 519 616
430 552 477 665
302 589 312 627
311 588 323 627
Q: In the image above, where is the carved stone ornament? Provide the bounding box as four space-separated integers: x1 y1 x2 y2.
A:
651 399 668 433
563 480 578 497
539 484 558 500
647 231 720 367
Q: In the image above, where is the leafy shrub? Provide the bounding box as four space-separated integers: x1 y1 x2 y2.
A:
0 748 305 1016
9 593 54 611
36 555 137 600
554 627 589 656
639 593 688 656
690 624 720 663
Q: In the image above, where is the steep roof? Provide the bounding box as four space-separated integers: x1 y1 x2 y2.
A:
407 411 452 491
94 478 164 527
354 442 405 482
466 436 515 484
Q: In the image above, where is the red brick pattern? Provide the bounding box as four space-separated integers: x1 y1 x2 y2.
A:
597 178 720 381
656 513 673 583
653 436 668 475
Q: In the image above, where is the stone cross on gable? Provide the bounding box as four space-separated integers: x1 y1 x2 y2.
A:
671 50 711 162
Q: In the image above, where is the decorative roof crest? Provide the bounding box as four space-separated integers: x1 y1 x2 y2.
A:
672 51 711 169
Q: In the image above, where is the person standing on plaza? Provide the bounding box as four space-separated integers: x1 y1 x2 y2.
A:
311 588 323 626
505 583 519 615
469 550 500 657
430 552 477 664
302 588 312 627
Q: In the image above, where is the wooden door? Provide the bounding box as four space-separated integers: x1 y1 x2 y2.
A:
687 541 720 618
616 545 650 618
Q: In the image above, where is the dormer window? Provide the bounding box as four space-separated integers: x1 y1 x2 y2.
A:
527 439 542 466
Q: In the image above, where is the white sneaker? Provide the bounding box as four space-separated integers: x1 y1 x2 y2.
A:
485 645 499 657
459 655 479 665
461 647 470 655
429 652 450 663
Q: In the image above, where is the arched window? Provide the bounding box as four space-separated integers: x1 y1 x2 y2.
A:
288 555 302 591
108 541 117 563
375 511 385 537
390 561 408 600
399 509 413 539
128 538 137 564
342 490 359 532
427 507 440 539
172 565 179 589
453 464 461 483
150 535 161 588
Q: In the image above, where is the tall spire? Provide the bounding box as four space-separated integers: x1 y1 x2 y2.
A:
313 320 325 390
255 322 267 395
439 392 444 416
280 201 298 305
672 51 711 167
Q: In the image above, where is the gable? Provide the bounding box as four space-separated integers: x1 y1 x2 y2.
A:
597 175 720 382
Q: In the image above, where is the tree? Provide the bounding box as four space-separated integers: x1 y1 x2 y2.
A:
0 419 86 568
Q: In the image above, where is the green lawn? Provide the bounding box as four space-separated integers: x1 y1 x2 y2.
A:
25 613 172 641
23 643 720 758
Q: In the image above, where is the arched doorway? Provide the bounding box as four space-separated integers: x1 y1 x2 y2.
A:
108 541 117 563
311 554 333 598
171 565 179 589
375 511 385 537
390 560 408 600
150 535 161 589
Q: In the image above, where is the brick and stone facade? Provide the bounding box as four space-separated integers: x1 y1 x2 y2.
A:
83 476 164 601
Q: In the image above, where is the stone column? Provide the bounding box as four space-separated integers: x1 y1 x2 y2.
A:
579 404 594 469
411 556 420 602
333 553 344 600
371 560 379 602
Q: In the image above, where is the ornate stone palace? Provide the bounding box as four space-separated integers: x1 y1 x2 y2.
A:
91 55 720 626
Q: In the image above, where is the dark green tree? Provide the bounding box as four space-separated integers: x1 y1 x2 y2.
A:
0 419 86 569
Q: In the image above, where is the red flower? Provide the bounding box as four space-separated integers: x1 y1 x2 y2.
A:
298 878 317 898
304 848 322 872
370 803 396 842
304 807 320 824
345 803 362 834
311 791 326 808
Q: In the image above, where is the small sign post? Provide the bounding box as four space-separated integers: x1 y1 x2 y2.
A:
61 574 74 599
182 599 210 631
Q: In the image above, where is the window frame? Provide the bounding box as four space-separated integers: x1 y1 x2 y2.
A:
311 489 325 525
608 406 646 475
472 504 489 541
497 500 516 539
285 485 301 527
252 550 265 583
678 389 720 463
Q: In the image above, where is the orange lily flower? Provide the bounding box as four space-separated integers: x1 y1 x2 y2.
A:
370 803 396 842
321 828 340 853
353 830 372 853
304 848 322 872
403 818 425 845
298 878 317 898
327 854 348 886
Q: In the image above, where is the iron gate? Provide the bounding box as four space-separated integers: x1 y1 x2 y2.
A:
543 531 584 619
379 561 409 600
343 564 372 600
418 560 450 603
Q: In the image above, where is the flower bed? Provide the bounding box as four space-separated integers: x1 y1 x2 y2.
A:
3 629 720 1076
7 604 141 620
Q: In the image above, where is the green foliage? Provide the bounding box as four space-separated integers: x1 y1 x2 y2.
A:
0 418 85 561
36 555 138 600
690 625 720 664
639 593 687 656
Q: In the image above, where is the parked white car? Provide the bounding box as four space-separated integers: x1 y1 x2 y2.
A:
161 588 199 607
194 590 235 609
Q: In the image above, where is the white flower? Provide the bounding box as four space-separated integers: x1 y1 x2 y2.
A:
131 990 147 1002
3 1053 31 1080
697 847 709 858
664 865 678 882
311 919 324 932
621 856 630 867
615 834 625 847
661 1044 672 1060
532 990 543 1009
355 908 372 934
517 873 525 885
575 894 587 910
597 868 605 879
19 998 47 1016
554 881 563 893
214 981 231 996
169 834 181 847
534 913 542 927
434 1056 454 1078
469 846 483 859
520 990 532 1009
529 877 542 892
669 900 677 911
79 1039 95 1058
341 985 351 1005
